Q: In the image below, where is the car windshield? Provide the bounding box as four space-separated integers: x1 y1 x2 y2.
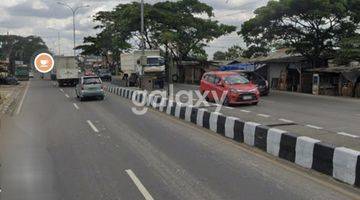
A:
83 77 101 84
146 57 164 67
224 75 249 85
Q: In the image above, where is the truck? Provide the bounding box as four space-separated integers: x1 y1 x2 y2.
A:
120 50 165 89
55 56 79 87
14 64 29 81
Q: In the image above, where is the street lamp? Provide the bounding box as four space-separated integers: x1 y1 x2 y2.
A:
48 27 61 56
57 2 90 57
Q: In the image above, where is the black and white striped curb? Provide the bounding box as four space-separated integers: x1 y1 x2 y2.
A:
106 86 360 188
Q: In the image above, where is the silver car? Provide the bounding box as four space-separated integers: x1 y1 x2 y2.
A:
75 76 105 101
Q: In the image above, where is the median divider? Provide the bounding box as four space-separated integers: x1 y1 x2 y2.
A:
105 85 360 188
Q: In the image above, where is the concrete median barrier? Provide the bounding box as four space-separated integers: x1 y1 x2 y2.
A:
105 85 360 188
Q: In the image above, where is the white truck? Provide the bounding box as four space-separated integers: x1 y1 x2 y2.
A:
55 56 79 87
120 50 165 87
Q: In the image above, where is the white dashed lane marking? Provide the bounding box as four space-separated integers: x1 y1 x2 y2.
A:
87 120 99 133
240 109 251 113
337 132 359 138
257 114 270 118
279 118 294 123
65 94 70 98
306 124 323 130
125 169 154 200
73 103 79 110
60 88 64 92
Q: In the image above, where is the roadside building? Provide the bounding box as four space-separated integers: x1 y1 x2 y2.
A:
308 62 360 97
176 60 212 84
250 49 313 93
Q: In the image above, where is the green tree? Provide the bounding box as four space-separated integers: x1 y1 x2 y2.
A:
224 45 243 60
240 0 360 66
335 35 360 64
0 35 49 73
213 51 226 60
78 0 236 63
242 45 269 58
151 0 236 62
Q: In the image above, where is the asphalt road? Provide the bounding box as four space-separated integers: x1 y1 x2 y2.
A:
0 79 359 200
173 84 360 137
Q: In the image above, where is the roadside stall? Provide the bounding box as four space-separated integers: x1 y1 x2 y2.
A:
308 64 360 97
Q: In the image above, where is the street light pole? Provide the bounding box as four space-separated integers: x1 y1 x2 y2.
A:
48 27 61 55
57 2 89 57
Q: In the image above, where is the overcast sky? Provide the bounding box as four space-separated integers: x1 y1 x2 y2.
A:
0 0 268 59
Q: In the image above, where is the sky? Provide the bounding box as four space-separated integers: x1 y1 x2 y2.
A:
0 0 268 59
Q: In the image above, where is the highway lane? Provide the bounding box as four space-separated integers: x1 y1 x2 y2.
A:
173 84 360 137
0 79 359 200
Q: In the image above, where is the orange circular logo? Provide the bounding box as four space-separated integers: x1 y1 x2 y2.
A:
34 53 54 73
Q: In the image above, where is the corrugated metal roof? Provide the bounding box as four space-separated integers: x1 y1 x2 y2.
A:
248 48 306 63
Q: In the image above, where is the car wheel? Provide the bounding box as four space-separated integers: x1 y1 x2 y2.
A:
79 97 84 101
99 96 104 100
252 102 258 106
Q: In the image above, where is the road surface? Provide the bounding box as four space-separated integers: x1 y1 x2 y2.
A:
0 79 359 200
173 84 360 137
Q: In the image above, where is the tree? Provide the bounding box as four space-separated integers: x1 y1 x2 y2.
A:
151 0 236 62
78 0 236 63
213 51 226 60
240 0 360 67
335 35 360 64
224 45 243 60
242 45 269 58
0 35 49 73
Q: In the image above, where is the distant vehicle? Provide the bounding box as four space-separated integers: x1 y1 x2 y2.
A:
120 50 165 88
200 71 260 106
75 76 105 101
84 69 95 77
55 56 79 87
0 76 20 85
29 71 34 78
239 71 269 96
15 65 29 81
97 69 112 81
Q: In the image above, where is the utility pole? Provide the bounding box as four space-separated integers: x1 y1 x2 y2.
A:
57 31 61 56
57 2 89 57
139 0 145 89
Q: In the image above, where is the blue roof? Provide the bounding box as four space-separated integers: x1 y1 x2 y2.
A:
219 63 255 72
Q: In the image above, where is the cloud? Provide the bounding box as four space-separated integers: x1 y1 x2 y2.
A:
0 0 267 57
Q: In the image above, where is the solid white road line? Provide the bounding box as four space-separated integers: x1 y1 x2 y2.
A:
125 169 154 200
16 81 30 115
65 94 70 98
337 132 359 138
73 103 79 110
306 124 323 130
240 109 251 113
257 114 270 118
87 120 99 133
279 118 294 123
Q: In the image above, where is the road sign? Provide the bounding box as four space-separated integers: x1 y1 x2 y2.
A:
34 53 54 73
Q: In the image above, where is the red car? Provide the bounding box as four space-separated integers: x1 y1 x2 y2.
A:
200 71 260 106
